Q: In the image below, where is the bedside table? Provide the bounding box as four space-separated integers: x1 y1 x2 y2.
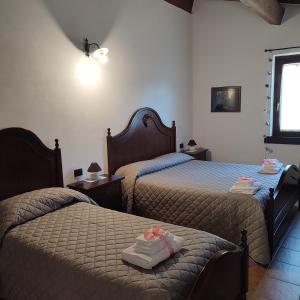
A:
183 148 208 161
67 175 125 212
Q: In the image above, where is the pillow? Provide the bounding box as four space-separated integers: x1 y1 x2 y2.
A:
0 187 94 240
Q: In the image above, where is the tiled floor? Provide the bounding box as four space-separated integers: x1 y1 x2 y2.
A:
250 212 300 300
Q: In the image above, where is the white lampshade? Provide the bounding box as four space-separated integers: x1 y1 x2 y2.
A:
93 48 109 64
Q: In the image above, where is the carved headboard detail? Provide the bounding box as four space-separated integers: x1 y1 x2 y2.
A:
0 128 64 201
107 107 176 175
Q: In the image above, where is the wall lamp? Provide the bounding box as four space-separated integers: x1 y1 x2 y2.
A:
84 38 109 64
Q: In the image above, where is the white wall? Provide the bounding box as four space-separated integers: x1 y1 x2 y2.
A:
0 0 192 183
193 0 300 165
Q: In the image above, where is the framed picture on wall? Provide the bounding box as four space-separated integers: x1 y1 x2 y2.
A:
211 86 241 112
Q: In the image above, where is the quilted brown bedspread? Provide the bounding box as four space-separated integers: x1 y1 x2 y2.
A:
0 188 236 300
117 153 283 265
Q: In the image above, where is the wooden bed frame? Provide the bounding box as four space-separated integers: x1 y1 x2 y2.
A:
0 126 248 300
107 107 176 175
107 107 300 259
0 127 63 201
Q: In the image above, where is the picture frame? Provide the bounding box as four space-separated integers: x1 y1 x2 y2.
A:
211 86 241 112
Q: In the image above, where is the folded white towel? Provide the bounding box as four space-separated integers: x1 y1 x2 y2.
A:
135 232 178 256
230 176 261 194
229 185 261 195
260 168 281 174
136 231 174 247
122 235 184 269
136 232 171 247
234 176 256 188
263 158 281 166
135 241 165 256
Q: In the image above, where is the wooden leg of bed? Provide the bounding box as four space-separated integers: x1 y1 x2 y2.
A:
240 230 249 298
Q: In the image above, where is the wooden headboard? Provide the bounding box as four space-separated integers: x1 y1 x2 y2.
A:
0 128 64 201
107 108 176 175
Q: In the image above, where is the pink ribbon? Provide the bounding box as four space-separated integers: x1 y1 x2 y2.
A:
240 176 253 181
264 159 277 164
144 225 174 254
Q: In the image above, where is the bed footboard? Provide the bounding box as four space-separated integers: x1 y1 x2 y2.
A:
188 230 248 300
266 165 300 257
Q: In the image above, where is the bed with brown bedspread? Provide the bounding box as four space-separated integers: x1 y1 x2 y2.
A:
107 108 300 265
116 153 287 265
0 127 248 300
0 187 245 300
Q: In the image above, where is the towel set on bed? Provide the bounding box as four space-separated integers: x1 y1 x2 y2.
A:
230 176 262 195
259 159 283 174
122 225 184 269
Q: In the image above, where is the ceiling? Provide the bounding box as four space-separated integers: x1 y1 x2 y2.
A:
165 0 300 25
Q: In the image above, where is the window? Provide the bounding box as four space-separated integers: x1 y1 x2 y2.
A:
265 54 300 144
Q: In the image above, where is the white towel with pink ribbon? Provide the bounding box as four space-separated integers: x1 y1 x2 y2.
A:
122 225 184 269
229 176 262 195
259 159 283 174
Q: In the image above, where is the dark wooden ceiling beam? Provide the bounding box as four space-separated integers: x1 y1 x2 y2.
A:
164 0 194 13
226 0 289 24
240 0 285 25
280 0 300 3
164 0 299 15
227 0 300 4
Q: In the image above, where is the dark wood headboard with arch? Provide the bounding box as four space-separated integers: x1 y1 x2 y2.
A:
107 108 176 175
0 128 64 201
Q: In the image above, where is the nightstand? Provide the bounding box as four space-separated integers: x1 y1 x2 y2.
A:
67 175 125 212
183 148 208 161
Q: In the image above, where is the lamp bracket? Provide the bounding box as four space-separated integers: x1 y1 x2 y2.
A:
84 38 100 57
